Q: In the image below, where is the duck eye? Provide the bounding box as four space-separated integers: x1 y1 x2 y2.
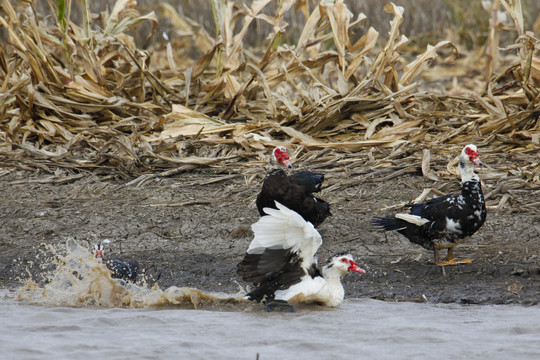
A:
340 258 348 263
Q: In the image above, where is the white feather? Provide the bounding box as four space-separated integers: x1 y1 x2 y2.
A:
247 201 322 271
445 217 462 233
274 275 326 301
395 213 430 226
273 268 348 307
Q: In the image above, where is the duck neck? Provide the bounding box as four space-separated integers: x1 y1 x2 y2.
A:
320 267 346 306
459 158 479 183
322 267 344 286
269 154 276 169
459 158 484 208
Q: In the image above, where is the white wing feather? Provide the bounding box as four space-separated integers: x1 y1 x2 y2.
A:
248 201 322 271
395 213 430 226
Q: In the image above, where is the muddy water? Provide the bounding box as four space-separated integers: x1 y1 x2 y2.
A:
1 240 539 359
1 293 540 360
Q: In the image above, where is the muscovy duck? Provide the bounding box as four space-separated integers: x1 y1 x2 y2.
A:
93 241 140 281
256 146 331 227
372 144 486 266
237 201 365 312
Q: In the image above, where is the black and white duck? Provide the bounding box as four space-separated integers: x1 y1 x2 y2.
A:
372 144 486 266
93 240 140 281
238 201 365 312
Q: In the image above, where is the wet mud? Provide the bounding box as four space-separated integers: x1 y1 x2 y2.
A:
1 170 538 305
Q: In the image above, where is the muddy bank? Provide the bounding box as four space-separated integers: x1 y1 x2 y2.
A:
0 170 538 305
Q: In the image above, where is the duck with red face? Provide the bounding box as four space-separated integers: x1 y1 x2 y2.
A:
372 144 486 266
237 201 365 312
93 240 140 282
256 146 331 228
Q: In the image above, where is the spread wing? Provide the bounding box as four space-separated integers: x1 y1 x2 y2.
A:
247 201 322 272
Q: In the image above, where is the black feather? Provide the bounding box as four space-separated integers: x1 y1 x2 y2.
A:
237 248 306 303
372 180 486 250
287 170 324 193
256 169 331 227
105 259 140 282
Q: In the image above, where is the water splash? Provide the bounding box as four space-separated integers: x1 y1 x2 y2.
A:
15 239 248 310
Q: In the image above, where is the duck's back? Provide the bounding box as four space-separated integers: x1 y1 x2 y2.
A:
256 169 330 227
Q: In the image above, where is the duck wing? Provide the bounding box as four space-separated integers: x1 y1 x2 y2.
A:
256 170 331 226
237 201 323 299
287 170 324 193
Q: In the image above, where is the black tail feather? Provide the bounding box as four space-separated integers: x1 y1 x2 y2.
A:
372 216 433 250
371 216 407 231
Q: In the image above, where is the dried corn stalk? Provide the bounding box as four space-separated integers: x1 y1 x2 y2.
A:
0 0 536 205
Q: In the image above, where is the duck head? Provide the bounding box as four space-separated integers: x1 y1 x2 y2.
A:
324 253 366 277
272 146 292 169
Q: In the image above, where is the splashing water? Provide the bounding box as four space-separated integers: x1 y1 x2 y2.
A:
15 239 248 310
4 241 540 359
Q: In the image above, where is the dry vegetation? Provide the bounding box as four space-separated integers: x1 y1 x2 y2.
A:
0 0 538 211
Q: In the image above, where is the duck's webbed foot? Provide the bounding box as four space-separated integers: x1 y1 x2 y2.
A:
434 245 473 266
264 299 296 313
